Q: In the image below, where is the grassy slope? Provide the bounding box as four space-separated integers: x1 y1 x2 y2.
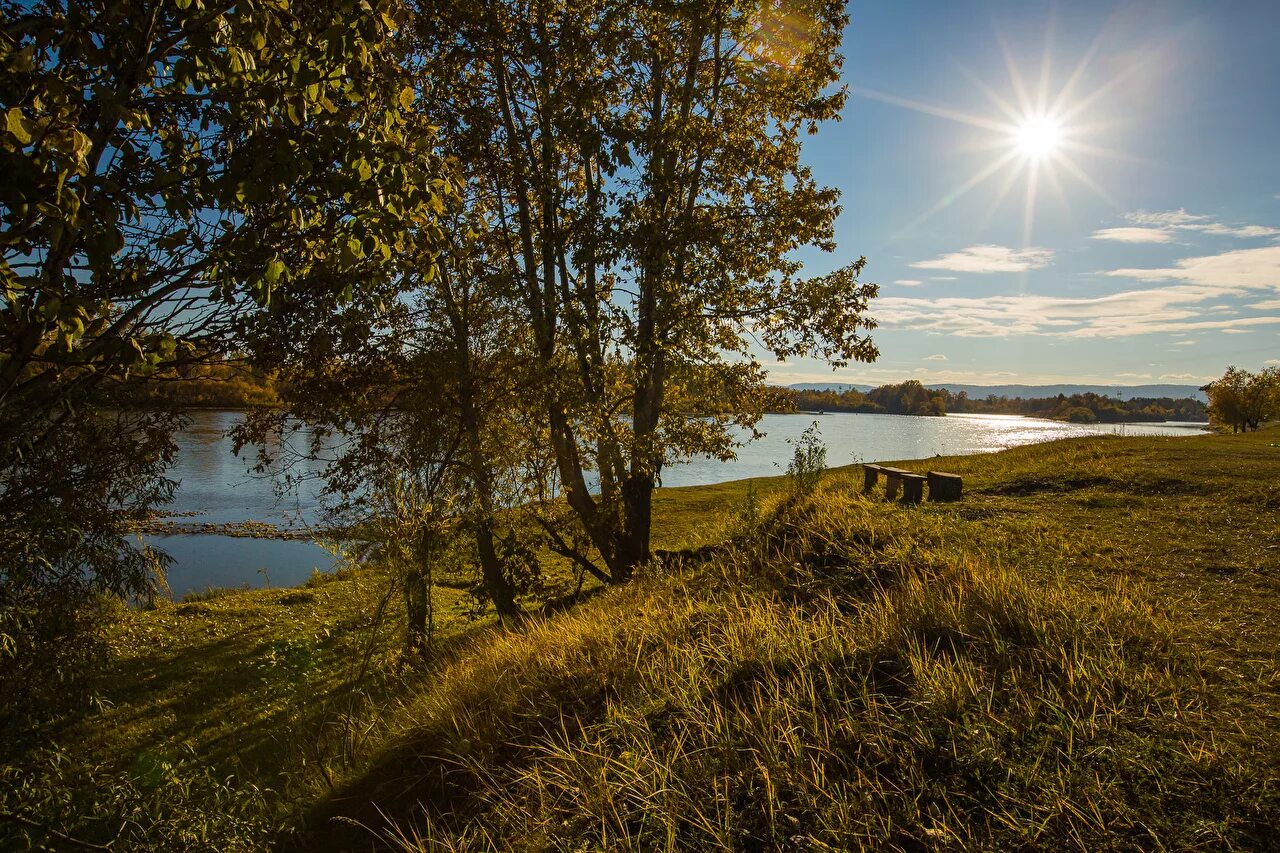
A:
307 427 1280 851
16 427 1280 850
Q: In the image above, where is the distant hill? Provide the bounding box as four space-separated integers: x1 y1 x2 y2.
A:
787 382 1208 403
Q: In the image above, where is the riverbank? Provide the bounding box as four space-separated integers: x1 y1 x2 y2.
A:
8 426 1277 849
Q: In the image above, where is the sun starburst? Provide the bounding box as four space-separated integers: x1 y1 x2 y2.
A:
850 19 1148 246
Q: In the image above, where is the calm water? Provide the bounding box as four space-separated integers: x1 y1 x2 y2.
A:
156 535 338 600
661 412 1206 486
150 410 1206 597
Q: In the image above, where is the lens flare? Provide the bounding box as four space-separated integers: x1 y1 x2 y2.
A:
743 2 818 69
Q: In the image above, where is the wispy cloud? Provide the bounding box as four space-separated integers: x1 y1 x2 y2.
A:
923 354 948 361
1174 340 1198 346
1122 209 1279 240
876 246 1280 339
894 279 923 286
1127 209 1208 228
1092 227 1174 244
1160 373 1208 381
1266 359 1280 366
911 244 1053 273
1104 245 1280 289
1116 372 1153 379
876 292 1280 339
1202 224 1280 238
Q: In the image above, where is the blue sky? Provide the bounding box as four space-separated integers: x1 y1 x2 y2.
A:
775 0 1280 387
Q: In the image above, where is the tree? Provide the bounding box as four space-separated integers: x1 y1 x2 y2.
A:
0 0 446 726
1205 366 1278 433
236 204 539 628
411 0 878 584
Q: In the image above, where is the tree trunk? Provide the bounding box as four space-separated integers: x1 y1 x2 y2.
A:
404 566 432 656
461 384 520 621
617 474 653 581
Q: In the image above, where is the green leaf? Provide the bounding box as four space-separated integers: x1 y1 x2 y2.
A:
265 258 285 285
5 108 32 144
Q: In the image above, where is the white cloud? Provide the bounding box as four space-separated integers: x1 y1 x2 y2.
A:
870 246 1280 340
1116 372 1153 379
1221 329 1252 334
1265 359 1280 366
1160 373 1209 381
1174 340 1198 346
1199 223 1280 239
894 279 923 286
1127 209 1209 227
923 354 948 361
911 244 1053 273
1092 227 1174 244
874 276 1280 340
1122 209 1278 240
1105 245 1280 290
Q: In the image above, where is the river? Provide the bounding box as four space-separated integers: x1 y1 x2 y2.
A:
149 410 1207 597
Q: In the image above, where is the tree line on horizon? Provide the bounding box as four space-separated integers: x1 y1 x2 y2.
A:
786 380 1210 423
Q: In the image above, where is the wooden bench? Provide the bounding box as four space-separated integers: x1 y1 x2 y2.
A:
864 464 925 503
927 471 963 502
862 463 887 493
887 468 926 503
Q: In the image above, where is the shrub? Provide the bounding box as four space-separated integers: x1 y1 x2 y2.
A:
784 422 827 498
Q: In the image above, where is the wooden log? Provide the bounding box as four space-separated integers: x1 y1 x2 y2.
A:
862 464 883 493
927 471 963 502
901 473 926 504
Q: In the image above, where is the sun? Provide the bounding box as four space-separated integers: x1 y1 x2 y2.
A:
1014 114 1064 159
848 21 1135 244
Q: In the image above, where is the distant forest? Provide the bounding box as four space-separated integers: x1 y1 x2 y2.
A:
103 362 278 409
108 370 1210 424
786 380 1208 423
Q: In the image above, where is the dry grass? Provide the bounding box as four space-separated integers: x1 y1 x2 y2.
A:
302 431 1280 850
10 426 1279 851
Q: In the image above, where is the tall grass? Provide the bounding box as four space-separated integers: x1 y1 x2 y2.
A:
307 482 1271 851
11 428 1277 850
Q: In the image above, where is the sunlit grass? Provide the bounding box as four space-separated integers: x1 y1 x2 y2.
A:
9 426 1279 850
